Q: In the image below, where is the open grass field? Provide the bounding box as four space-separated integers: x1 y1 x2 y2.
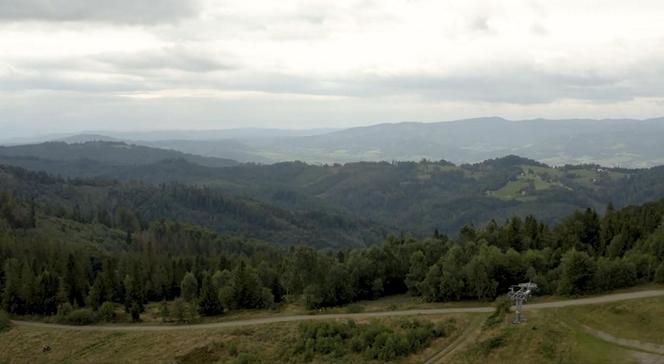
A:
1 288 663 363
490 175 556 200
560 295 664 346
0 314 473 364
448 309 641 364
448 292 664 364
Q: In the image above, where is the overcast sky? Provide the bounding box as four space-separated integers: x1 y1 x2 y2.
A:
2 0 664 137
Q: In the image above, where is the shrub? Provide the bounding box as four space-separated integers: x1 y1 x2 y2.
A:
345 304 365 313
303 284 324 310
294 321 355 358
435 318 457 338
477 335 505 356
97 301 115 322
56 302 73 318
233 352 259 364
129 302 141 322
485 295 511 328
655 263 664 284
296 319 440 361
159 300 170 322
0 310 11 332
172 298 187 323
59 308 98 325
227 341 238 356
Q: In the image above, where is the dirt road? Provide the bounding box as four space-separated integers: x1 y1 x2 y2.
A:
11 289 664 332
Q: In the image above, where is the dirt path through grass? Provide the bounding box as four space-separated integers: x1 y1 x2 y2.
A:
580 325 664 356
423 315 484 364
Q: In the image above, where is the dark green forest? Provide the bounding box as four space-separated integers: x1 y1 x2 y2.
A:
0 164 384 248
1 163 664 323
4 141 664 243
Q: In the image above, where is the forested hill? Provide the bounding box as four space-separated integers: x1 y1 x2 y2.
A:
0 141 239 168
2 148 664 237
206 157 664 235
0 165 385 248
1 176 663 319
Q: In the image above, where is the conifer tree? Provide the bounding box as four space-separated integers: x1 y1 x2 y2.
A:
198 272 223 316
180 272 198 302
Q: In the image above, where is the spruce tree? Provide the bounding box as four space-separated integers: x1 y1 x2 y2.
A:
198 272 223 316
180 272 198 302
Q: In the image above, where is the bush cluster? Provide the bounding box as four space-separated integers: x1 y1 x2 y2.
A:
294 319 452 361
57 307 98 325
484 295 512 328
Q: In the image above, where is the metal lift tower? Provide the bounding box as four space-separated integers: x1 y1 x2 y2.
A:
507 282 537 324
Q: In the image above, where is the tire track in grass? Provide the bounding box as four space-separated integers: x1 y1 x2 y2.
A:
423 315 485 364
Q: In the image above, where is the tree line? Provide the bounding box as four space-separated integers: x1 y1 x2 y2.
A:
1 188 664 322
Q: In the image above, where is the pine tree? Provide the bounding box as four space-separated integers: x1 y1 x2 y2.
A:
198 272 223 316
123 274 144 313
2 259 23 314
212 269 231 291
28 197 36 228
227 261 264 309
20 262 36 314
159 300 170 322
36 270 59 315
180 272 198 302
63 254 85 307
87 275 107 310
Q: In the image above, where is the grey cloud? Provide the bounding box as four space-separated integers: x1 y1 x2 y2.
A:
530 22 548 36
0 0 200 23
0 72 150 93
2 47 234 93
349 64 663 104
95 47 233 73
7 53 664 106
470 16 491 33
218 62 664 105
196 67 635 104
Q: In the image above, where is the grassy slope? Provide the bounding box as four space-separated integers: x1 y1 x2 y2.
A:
559 296 664 346
448 310 637 364
449 292 664 364
2 288 663 363
0 315 472 364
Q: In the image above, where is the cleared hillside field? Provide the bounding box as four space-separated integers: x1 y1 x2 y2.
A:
0 314 473 364
448 296 664 364
2 292 663 364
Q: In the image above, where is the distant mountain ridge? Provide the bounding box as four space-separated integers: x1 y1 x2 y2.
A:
56 134 122 143
248 117 664 167
0 141 239 168
3 117 664 167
